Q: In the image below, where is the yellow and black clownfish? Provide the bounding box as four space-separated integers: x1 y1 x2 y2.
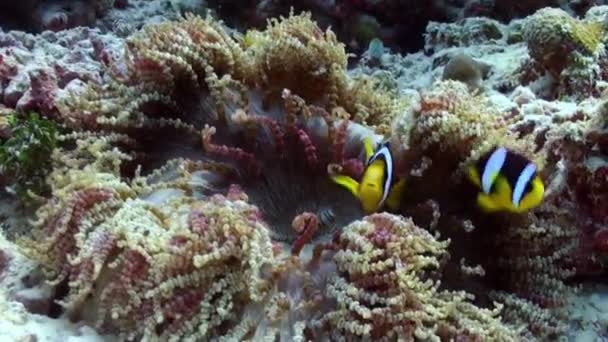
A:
331 137 406 214
467 146 544 213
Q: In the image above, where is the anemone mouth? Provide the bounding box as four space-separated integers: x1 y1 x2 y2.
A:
244 162 364 243
197 93 374 245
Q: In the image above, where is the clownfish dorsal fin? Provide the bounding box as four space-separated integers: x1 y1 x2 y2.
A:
363 136 375 161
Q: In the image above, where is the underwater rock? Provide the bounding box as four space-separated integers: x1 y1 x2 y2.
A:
0 0 123 33
424 16 506 53
0 27 121 116
0 230 53 316
442 52 491 91
522 7 605 100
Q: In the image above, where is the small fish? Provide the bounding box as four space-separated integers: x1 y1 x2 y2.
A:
332 136 406 213
467 146 544 213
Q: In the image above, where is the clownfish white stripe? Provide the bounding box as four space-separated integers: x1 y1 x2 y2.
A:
482 146 507 194
512 162 536 206
367 143 393 207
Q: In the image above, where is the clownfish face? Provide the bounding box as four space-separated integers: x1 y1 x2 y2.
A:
467 146 544 213
330 136 406 214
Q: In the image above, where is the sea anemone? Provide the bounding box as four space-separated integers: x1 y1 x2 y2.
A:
198 91 371 244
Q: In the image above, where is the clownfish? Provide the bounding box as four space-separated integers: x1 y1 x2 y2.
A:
467 146 544 213
331 137 406 213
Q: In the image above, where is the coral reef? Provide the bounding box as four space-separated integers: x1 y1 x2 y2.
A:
522 7 605 99
0 26 122 117
353 5 608 339
0 0 124 33
18 158 523 340
0 2 607 341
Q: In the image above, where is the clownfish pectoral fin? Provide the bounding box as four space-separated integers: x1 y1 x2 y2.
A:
386 178 406 211
363 136 375 161
493 176 514 210
467 165 482 188
331 175 360 198
477 193 501 212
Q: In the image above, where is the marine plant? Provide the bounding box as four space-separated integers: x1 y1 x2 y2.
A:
0 111 59 201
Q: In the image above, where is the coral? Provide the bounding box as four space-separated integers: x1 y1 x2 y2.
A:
31 0 97 33
488 216 577 338
53 10 400 242
463 0 564 21
0 229 53 316
522 7 605 99
3 6 599 342
387 79 577 339
56 10 403 156
524 7 603 73
401 80 539 189
542 97 608 276
244 10 402 133
0 27 121 117
244 10 348 106
424 17 507 53
0 0 123 33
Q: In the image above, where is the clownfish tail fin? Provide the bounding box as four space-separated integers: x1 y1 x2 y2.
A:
467 165 481 187
386 178 406 211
